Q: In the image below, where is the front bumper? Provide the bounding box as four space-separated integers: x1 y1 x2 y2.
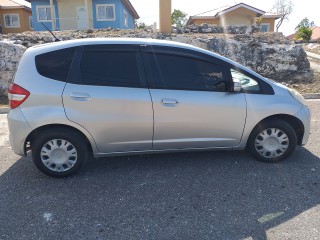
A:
7 108 33 156
295 105 311 145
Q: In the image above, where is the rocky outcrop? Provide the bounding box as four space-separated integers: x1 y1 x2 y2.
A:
0 26 313 103
173 24 261 35
0 40 26 90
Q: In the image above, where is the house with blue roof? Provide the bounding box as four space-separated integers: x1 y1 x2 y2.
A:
26 0 139 31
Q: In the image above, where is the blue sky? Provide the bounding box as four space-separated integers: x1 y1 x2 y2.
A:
131 0 320 36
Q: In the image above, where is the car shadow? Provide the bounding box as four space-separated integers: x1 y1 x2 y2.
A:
1 147 320 239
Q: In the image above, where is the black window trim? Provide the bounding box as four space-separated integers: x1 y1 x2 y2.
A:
64 43 274 95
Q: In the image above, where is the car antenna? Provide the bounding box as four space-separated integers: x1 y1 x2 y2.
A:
40 22 61 42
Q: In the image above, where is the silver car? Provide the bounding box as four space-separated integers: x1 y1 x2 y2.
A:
7 38 310 177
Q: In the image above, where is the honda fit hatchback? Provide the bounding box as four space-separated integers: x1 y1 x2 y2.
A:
7 38 310 177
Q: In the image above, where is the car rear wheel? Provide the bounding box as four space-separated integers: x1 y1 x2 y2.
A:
248 119 297 163
32 129 89 177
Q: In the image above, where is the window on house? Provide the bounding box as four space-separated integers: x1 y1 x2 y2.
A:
124 10 128 26
96 4 115 21
260 24 270 32
29 16 34 29
37 6 52 22
4 14 20 28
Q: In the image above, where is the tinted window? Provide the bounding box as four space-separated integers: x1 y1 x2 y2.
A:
36 47 76 82
80 51 142 87
143 53 228 92
231 69 261 92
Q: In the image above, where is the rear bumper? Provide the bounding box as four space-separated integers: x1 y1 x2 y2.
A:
295 105 311 146
7 108 33 156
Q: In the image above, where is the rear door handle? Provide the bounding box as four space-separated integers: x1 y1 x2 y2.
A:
70 92 91 101
161 98 179 105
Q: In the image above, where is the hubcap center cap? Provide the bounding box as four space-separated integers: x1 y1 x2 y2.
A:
51 148 68 164
264 137 280 151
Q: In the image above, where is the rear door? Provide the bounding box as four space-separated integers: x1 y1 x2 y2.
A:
142 46 247 150
63 45 153 153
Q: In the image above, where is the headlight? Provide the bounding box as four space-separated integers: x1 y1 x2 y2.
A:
288 88 307 106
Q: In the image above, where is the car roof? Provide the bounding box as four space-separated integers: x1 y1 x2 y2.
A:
30 38 200 53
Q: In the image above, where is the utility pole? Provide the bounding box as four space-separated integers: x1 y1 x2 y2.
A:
159 0 172 33
49 0 56 31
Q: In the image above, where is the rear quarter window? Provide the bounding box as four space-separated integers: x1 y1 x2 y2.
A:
35 47 76 82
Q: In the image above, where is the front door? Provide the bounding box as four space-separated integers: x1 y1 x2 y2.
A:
77 6 87 30
142 47 247 150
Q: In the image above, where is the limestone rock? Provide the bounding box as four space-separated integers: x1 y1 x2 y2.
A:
0 40 26 89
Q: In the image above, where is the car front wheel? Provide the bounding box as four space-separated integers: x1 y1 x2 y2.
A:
248 119 297 163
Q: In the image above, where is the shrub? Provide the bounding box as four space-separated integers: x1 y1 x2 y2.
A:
295 27 313 42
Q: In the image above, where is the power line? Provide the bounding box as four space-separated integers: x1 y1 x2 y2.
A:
193 5 230 16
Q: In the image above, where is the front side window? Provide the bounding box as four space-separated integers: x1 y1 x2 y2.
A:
143 53 228 92
231 69 260 92
80 51 143 88
96 4 115 21
4 14 20 28
37 6 52 22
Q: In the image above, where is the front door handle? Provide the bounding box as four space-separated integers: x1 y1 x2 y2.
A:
161 98 179 105
70 92 91 101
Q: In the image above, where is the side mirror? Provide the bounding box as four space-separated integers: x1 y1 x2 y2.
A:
233 79 242 93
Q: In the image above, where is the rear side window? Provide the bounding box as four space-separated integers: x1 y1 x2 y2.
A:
79 51 143 88
143 53 228 92
35 47 76 82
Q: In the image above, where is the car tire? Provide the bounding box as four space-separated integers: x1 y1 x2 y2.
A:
247 119 297 163
31 128 89 177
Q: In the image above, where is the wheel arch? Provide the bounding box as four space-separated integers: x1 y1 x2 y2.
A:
247 114 305 147
25 124 95 155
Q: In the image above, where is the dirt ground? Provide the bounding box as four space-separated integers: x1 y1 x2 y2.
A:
288 72 320 94
287 56 320 94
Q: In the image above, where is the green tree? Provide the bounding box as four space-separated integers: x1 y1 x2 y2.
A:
273 0 294 32
295 18 314 42
295 17 315 29
171 9 188 28
295 27 313 41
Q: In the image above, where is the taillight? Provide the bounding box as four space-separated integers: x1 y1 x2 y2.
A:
8 83 30 109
